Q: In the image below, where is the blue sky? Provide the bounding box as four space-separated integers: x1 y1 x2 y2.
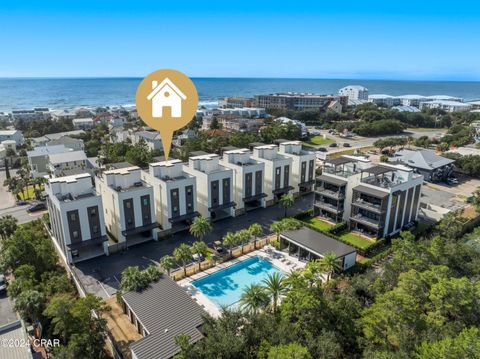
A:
0 1 479 79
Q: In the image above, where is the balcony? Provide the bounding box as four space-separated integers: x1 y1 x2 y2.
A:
352 198 384 213
316 187 345 200
314 201 344 214
350 214 382 229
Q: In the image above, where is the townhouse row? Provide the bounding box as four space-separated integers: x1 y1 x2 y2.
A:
314 155 423 239
45 141 316 263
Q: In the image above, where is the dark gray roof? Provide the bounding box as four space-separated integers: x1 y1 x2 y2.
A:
353 184 389 198
281 227 356 258
362 165 392 176
326 157 357 166
123 276 205 359
317 174 347 187
391 149 455 170
189 150 210 157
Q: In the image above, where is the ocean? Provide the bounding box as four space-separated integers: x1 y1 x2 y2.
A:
0 78 479 112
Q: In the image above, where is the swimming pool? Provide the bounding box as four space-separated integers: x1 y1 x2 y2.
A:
192 256 284 308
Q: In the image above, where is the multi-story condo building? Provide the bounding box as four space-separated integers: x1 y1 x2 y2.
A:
0 130 24 146
338 85 369 101
218 96 256 108
255 93 348 111
252 144 293 206
184 153 235 221
314 156 423 238
47 150 87 177
27 144 73 178
96 165 157 247
45 173 108 263
278 141 316 197
315 156 372 223
420 100 472 112
142 159 199 234
221 148 266 216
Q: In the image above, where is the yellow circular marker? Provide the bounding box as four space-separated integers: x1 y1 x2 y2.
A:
136 69 198 160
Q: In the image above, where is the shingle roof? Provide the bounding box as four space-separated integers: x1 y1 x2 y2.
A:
281 227 356 258
123 276 205 359
391 149 455 170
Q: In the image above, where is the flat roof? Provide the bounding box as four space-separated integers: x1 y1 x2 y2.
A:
281 227 356 258
362 165 392 176
353 184 389 198
123 276 205 359
49 150 87 164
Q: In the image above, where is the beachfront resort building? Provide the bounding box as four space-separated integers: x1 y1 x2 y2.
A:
184 153 235 221
252 144 293 207
221 148 266 215
95 165 158 247
338 85 369 101
278 141 316 197
314 156 423 238
255 93 348 112
142 159 199 234
45 173 108 263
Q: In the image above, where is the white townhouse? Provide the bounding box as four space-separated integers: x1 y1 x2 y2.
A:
184 153 235 221
27 144 73 178
142 159 199 234
72 118 95 130
252 144 293 206
45 173 108 263
278 141 316 197
47 150 87 177
0 130 24 146
96 165 158 247
221 148 266 216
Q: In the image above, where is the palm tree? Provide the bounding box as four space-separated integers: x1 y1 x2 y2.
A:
189 216 212 241
173 243 192 276
239 284 269 315
248 223 263 249
262 272 285 314
283 269 305 290
270 221 286 241
159 255 176 276
223 232 239 256
191 241 210 270
0 215 18 240
318 252 341 282
279 193 294 218
119 266 148 292
236 229 251 254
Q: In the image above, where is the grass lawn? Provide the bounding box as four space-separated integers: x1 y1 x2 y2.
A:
339 232 374 250
303 135 334 147
18 185 43 200
302 217 334 232
406 127 447 132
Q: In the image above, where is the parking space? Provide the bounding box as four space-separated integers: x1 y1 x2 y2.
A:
75 193 314 299
425 175 480 199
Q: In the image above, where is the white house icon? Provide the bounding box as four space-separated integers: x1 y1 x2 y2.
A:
146 77 187 118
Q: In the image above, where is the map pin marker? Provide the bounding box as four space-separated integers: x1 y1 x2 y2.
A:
135 69 198 160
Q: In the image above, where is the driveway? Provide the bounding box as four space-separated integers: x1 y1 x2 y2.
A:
0 292 18 326
74 193 314 299
0 168 17 210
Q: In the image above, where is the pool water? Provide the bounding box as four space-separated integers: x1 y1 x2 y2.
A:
192 256 284 308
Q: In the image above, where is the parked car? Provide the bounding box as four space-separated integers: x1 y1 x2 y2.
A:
192 253 204 262
16 200 28 206
329 143 337 147
0 274 6 293
27 201 46 212
317 147 328 152
447 177 459 185
343 143 351 147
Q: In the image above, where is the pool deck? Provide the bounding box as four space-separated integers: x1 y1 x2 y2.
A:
178 247 306 317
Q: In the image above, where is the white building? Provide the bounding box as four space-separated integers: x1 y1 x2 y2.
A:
252 144 293 206
278 141 316 197
315 156 423 239
420 100 472 113
48 150 87 177
397 95 427 107
142 159 198 234
49 136 85 151
338 85 369 101
27 144 73 178
96 165 157 247
72 118 94 129
221 148 266 216
0 130 23 146
45 173 108 263
132 131 162 151
184 153 235 221
368 94 401 107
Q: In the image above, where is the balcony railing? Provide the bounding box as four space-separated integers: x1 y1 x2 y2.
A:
315 187 345 199
314 201 344 213
350 214 381 228
352 198 384 213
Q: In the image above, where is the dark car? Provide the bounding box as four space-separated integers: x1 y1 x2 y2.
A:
0 274 6 293
16 200 28 206
343 143 351 147
27 202 46 212
329 143 337 147
317 147 328 152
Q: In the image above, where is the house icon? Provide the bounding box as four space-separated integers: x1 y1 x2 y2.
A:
147 77 187 118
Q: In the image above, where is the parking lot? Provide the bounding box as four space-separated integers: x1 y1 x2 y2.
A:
0 292 18 327
74 193 314 299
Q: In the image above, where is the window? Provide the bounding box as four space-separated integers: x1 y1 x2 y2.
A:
173 206 178 212
90 208 96 216
143 198 149 206
127 218 133 225
92 225 99 234
70 213 77 221
72 231 79 239
126 201 131 209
